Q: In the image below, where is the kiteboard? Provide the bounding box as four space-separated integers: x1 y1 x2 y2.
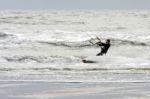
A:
82 59 97 63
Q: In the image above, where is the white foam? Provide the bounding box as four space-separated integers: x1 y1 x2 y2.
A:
0 10 150 82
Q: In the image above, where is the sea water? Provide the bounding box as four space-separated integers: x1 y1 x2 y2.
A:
0 10 150 82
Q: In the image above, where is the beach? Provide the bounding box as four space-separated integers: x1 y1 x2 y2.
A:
0 81 150 99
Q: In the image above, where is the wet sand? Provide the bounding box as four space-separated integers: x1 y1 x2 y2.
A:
0 81 150 99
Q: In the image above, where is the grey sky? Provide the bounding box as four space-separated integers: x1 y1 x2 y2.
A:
0 0 149 10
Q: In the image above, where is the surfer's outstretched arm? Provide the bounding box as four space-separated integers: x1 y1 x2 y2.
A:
96 42 105 46
96 41 101 45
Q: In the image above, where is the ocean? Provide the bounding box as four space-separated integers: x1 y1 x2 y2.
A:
0 10 150 82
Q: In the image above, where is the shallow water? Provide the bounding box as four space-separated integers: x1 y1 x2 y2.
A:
0 10 150 82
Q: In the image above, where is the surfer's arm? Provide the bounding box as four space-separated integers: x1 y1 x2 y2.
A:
96 41 101 45
96 42 105 46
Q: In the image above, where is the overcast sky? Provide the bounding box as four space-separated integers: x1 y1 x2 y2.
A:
0 0 149 10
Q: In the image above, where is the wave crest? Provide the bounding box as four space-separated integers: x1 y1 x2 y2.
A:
37 39 149 48
3 55 80 63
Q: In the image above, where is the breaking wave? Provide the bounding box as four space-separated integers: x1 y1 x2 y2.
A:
110 39 149 46
3 55 80 63
37 39 149 48
37 41 90 48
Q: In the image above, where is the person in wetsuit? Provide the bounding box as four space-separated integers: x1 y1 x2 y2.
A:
96 39 110 56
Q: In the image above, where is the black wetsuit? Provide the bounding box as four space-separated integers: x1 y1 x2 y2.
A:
96 42 110 56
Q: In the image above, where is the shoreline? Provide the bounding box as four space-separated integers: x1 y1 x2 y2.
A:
1 81 150 99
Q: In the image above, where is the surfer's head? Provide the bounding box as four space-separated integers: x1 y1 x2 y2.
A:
106 39 110 44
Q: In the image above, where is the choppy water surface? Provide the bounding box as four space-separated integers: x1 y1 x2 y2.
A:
0 10 150 82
